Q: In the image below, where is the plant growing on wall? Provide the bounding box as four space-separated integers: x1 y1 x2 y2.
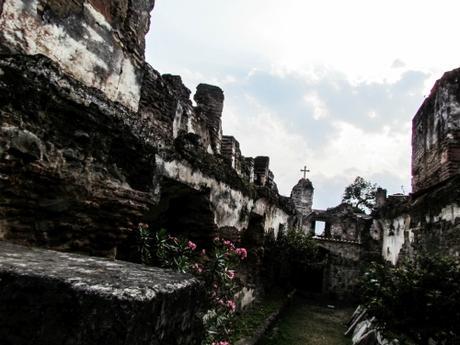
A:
263 227 323 290
360 253 460 344
342 176 379 213
137 224 247 345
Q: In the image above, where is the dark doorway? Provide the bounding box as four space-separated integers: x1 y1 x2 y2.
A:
296 266 324 293
116 177 218 261
146 178 217 245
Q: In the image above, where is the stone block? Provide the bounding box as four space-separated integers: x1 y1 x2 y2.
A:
0 241 204 345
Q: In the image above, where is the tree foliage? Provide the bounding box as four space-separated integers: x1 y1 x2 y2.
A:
263 228 324 290
360 254 460 344
342 176 378 213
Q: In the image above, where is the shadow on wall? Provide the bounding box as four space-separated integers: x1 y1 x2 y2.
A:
116 177 218 261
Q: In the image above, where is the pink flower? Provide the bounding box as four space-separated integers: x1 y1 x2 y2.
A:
226 270 235 280
212 342 230 345
192 263 203 274
187 240 197 251
217 298 225 306
235 248 248 260
200 249 206 256
223 240 235 250
226 300 236 312
168 235 179 244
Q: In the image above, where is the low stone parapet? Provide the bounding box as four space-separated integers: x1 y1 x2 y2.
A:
0 241 204 345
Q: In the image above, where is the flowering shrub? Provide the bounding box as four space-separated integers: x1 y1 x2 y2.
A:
138 225 197 273
360 253 460 344
138 224 247 345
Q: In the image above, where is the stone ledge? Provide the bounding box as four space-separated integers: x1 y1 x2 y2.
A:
313 236 362 245
0 241 204 345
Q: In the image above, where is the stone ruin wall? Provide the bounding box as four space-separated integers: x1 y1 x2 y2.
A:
0 1 302 342
412 68 460 193
0 0 155 111
315 238 363 300
290 178 314 217
377 69 460 265
375 178 460 265
5 0 460 321
0 0 297 260
288 178 376 300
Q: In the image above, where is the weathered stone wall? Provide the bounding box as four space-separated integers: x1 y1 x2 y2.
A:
371 68 460 265
315 238 363 300
0 0 298 261
0 53 296 259
290 178 314 216
194 84 224 154
316 238 362 261
254 156 270 186
0 241 204 345
412 68 460 193
0 0 155 111
305 204 370 242
325 263 361 300
375 178 460 265
288 178 372 299
222 135 242 173
0 55 157 257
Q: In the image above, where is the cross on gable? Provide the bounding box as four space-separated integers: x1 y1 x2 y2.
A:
300 165 310 179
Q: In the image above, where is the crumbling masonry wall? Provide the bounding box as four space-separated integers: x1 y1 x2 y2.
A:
0 0 303 341
0 0 297 259
0 0 155 111
412 68 460 193
378 68 460 265
376 178 460 265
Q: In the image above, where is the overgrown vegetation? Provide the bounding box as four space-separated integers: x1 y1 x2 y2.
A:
138 224 248 345
263 227 324 291
342 176 379 213
360 253 460 344
229 292 286 343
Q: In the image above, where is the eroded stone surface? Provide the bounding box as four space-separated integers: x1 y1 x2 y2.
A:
290 178 314 216
0 0 155 111
412 67 460 192
376 176 460 264
0 241 204 345
0 53 298 256
194 84 224 154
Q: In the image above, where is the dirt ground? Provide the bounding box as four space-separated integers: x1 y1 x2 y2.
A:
259 297 353 345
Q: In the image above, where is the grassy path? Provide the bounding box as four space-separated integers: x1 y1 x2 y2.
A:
258 297 353 345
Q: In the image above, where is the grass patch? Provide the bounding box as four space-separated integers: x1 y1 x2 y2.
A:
258 297 353 345
230 292 287 343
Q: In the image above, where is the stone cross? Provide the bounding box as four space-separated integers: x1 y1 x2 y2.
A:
300 166 310 179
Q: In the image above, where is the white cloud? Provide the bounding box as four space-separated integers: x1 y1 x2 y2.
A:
367 110 378 119
146 0 454 207
223 96 412 204
304 92 329 120
313 121 411 183
223 97 314 196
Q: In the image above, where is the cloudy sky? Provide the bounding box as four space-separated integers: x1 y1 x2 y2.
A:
146 0 460 209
